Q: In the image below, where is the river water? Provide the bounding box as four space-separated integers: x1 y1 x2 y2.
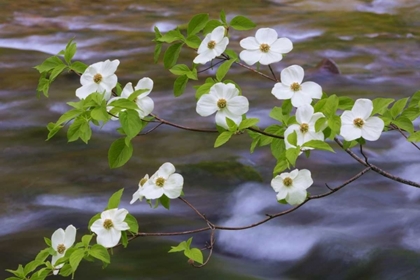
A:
1 0 420 279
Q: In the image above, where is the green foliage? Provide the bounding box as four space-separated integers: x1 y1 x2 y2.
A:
302 140 335 152
106 188 124 209
187 13 209 36
125 213 139 233
173 75 189 97
89 244 110 264
214 131 233 147
164 43 184 69
229 15 256 30
168 237 204 264
108 138 134 168
216 58 236 81
372 98 394 115
195 78 216 99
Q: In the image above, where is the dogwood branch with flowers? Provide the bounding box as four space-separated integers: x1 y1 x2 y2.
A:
7 11 420 280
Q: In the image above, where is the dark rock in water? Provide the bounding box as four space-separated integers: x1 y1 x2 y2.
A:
315 58 341 75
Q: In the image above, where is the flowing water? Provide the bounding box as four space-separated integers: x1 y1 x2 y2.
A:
1 0 420 279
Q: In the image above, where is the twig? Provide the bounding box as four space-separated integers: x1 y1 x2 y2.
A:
390 124 420 151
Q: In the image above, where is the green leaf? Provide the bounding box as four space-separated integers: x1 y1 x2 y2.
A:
372 98 394 116
6 265 25 278
50 64 68 82
164 43 184 69
214 131 233 147
273 158 288 175
407 131 420 142
269 107 285 123
88 213 101 230
154 42 162 63
35 248 50 262
44 237 51 247
408 90 420 108
169 241 188 253
216 58 236 81
338 96 355 110
157 29 184 43
271 138 285 160
287 130 297 146
185 35 201 49
323 94 338 118
392 117 414 133
64 40 77 64
220 10 227 24
203 20 223 35
107 188 124 209
187 13 209 36
184 248 203 264
58 264 73 277
125 213 139 233
91 106 109 122
119 110 143 139
81 234 93 247
315 117 327 132
400 107 420 121
67 116 92 144
170 64 191 76
390 97 409 119
46 123 62 140
89 244 110 264
286 147 300 166
229 15 256 30
56 109 83 125
36 75 50 97
159 195 170 210
327 115 341 139
226 117 237 132
24 260 43 276
108 98 139 110
302 140 335 152
342 140 358 149
195 79 215 99
281 99 293 116
108 138 134 168
224 49 238 60
34 56 64 73
239 118 259 130
69 248 85 272
173 75 189 97
70 61 87 74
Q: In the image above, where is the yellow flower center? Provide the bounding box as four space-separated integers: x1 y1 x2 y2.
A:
103 219 114 229
217 98 227 109
283 177 293 187
93 73 103 84
57 244 66 254
139 177 148 186
259 43 270 53
290 82 301 92
353 118 364 128
207 40 216 49
300 123 309 133
156 177 165 187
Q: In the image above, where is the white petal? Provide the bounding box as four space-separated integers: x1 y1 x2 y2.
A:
304 131 325 143
196 94 218 116
239 50 263 66
290 92 313 107
270 37 293 54
340 124 362 141
226 96 249 115
136 96 154 118
340 111 356 126
96 228 121 248
211 83 230 99
239 37 260 50
259 52 283 65
112 208 129 224
300 81 322 100
276 188 289 201
121 82 134 98
163 174 184 199
308 112 325 128
76 83 98 99
193 49 216 64
213 37 229 56
286 189 307 205
255 28 278 45
63 225 76 248
197 34 212 54
281 65 304 86
90 219 105 235
135 77 153 96
352 98 373 119
284 125 300 149
142 184 164 199
271 83 294 100
51 228 65 250
210 26 226 42
80 70 94 86
100 59 120 77
130 188 143 204
271 176 285 192
215 110 242 128
293 169 313 190
296 104 314 124
289 169 300 180
99 74 117 92
362 117 384 141
157 162 176 178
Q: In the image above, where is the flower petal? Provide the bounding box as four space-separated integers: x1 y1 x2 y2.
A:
271 83 294 100
100 59 120 77
286 189 307 205
99 74 117 92
157 162 176 178
259 52 283 65
135 77 153 96
163 174 184 199
136 96 154 118
239 37 260 50
142 184 164 199
96 228 121 248
51 228 65 250
296 104 314 124
215 110 242 128
239 50 263 66
255 28 278 45
226 96 249 115
362 117 384 141
196 93 218 116
340 124 361 141
210 26 226 42
281 65 304 85
271 176 285 192
293 169 313 190
197 34 212 54
340 111 356 126
290 91 313 107
214 37 229 55
90 219 105 235
121 82 134 98
130 188 143 204
63 225 76 248
112 208 129 224
270 37 293 54
76 83 98 100
193 49 216 64
300 81 322 100
352 99 373 119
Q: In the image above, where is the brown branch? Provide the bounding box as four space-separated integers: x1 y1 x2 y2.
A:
151 114 218 133
247 127 284 139
390 124 420 151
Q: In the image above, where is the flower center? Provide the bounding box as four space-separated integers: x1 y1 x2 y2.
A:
156 177 165 187
103 219 114 229
300 123 309 133
57 244 66 254
290 82 301 92
283 177 293 187
259 43 270 53
93 73 103 84
207 40 216 49
353 118 365 128
139 177 148 186
217 98 227 109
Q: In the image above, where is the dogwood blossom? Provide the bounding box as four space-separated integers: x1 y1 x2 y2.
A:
284 104 326 150
340 98 384 141
193 26 229 64
239 28 293 65
130 174 149 204
51 225 76 275
196 83 249 129
90 208 130 248
272 65 322 107
271 169 313 205
107 78 154 120
141 162 183 200
76 59 119 100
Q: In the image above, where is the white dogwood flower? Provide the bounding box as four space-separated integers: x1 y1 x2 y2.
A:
196 82 249 129
90 208 130 248
141 162 184 200
194 26 229 64
51 225 76 275
76 59 119 100
271 169 313 205
130 174 149 204
284 104 325 150
107 78 154 120
272 65 322 107
340 98 384 141
239 28 293 65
